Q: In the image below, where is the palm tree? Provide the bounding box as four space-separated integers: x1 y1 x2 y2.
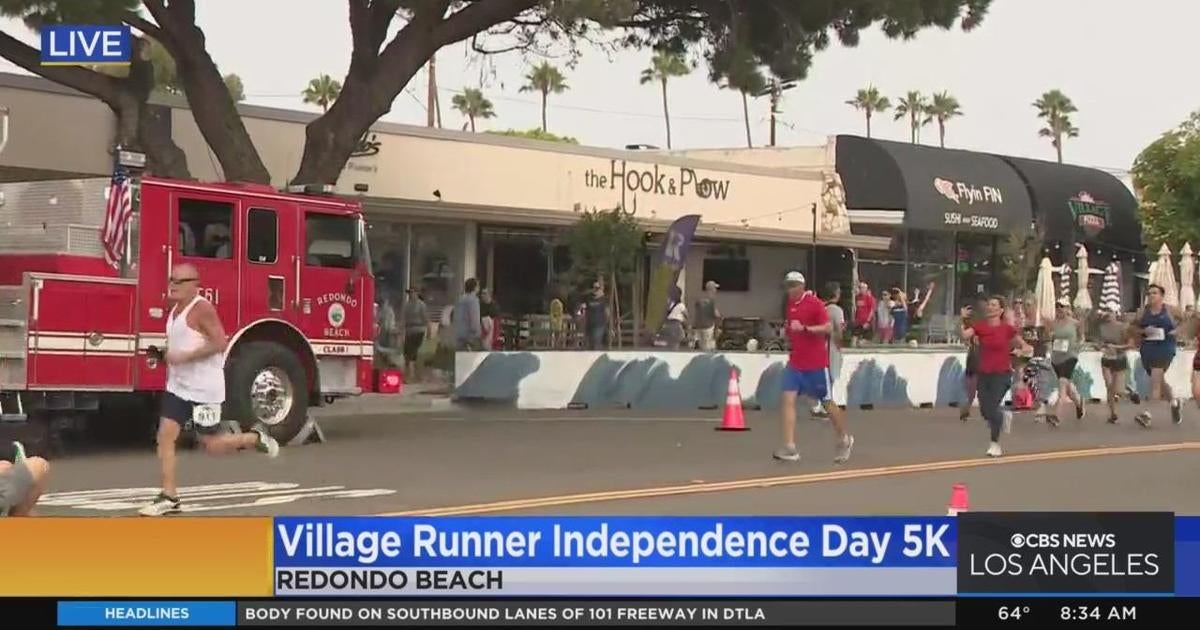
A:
520 61 568 133
927 91 963 148
893 91 930 144
451 88 495 132
1033 89 1079 163
722 56 767 148
639 50 691 149
846 85 890 138
302 74 341 113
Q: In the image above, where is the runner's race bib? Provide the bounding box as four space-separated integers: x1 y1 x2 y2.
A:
1144 326 1165 341
1052 339 1071 353
192 403 222 428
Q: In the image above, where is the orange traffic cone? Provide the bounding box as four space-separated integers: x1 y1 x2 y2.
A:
947 483 969 516
716 369 749 431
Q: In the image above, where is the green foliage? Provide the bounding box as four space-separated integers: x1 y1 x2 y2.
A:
639 49 690 86
451 87 496 132
893 90 928 143
487 128 579 144
563 208 644 292
846 85 891 137
1034 89 1079 162
1133 110 1200 251
301 74 341 112
927 91 963 148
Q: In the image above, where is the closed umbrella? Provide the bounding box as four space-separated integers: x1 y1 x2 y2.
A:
1074 245 1093 311
1179 242 1195 310
1150 243 1179 307
1058 263 1072 303
1033 257 1057 324
1101 261 1122 313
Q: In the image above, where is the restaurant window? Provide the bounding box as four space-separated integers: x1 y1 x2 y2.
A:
246 208 278 264
702 258 750 292
410 224 465 316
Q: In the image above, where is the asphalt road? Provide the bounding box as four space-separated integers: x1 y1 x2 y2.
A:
32 401 1200 517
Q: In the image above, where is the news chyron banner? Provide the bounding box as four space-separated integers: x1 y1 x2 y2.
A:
272 516 955 597
22 514 1200 627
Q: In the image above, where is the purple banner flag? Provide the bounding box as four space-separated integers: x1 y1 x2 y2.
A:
644 214 701 334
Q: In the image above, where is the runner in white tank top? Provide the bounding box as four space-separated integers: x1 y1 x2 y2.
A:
140 263 280 517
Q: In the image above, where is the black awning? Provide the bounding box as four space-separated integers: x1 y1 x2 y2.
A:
834 135 1033 236
999 155 1142 257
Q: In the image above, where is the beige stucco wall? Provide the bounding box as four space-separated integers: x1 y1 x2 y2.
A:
0 80 114 179
658 145 834 172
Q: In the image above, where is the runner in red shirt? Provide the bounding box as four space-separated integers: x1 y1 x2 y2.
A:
774 271 854 464
961 296 1033 458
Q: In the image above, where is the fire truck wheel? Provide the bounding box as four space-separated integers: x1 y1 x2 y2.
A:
226 341 309 443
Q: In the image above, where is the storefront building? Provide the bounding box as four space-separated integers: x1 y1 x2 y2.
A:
0 72 888 342
834 135 1144 322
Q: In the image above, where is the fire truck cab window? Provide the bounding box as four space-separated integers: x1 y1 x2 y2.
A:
178 198 234 259
305 214 358 269
247 208 278 264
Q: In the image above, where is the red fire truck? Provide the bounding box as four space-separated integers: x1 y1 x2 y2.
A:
0 168 379 449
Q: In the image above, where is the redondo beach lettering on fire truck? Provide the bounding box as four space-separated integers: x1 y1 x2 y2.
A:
317 292 357 338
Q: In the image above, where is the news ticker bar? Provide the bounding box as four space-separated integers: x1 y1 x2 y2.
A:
35 598 1194 627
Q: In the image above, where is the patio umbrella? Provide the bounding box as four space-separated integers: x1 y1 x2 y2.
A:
1179 242 1195 310
1058 263 1072 304
1150 243 1179 308
1033 257 1057 324
1074 245 1093 311
1100 261 1122 313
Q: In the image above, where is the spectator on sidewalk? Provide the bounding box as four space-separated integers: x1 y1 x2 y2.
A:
401 288 428 382
693 281 721 351
853 282 875 345
582 283 610 350
453 279 483 351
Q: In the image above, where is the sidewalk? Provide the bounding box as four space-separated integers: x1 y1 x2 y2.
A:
313 384 457 418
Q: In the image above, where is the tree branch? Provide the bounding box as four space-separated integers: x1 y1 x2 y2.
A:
432 0 539 49
121 11 166 43
0 30 121 103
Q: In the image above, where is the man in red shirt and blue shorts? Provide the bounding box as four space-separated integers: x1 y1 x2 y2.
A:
774 271 855 464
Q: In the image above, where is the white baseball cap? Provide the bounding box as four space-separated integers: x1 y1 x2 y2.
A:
784 271 806 285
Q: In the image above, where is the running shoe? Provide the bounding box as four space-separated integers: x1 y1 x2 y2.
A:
1046 414 1061 428
1128 388 1141 405
810 405 829 420
11 441 25 464
252 425 280 458
1107 413 1119 424
986 442 1002 458
959 408 970 422
772 446 801 462
1171 399 1182 425
834 435 855 464
1002 410 1013 434
1135 411 1152 428
1075 401 1085 420
138 492 181 517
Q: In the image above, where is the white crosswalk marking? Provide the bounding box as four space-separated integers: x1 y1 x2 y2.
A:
39 481 395 513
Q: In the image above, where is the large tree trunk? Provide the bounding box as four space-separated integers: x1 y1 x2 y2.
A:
145 0 269 183
661 78 672 149
741 91 752 148
939 120 946 148
1055 135 1063 163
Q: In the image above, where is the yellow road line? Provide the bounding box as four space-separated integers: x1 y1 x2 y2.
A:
379 441 1200 517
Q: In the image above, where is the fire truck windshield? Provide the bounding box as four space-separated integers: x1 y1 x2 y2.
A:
305 213 367 271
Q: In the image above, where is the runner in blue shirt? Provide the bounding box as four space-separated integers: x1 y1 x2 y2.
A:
1133 284 1183 427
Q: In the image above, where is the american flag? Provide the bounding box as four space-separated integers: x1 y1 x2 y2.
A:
101 168 134 269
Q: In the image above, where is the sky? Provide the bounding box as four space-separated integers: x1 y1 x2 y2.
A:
2 0 1198 176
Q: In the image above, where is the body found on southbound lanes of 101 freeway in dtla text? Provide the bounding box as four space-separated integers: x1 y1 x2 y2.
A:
276 521 951 566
